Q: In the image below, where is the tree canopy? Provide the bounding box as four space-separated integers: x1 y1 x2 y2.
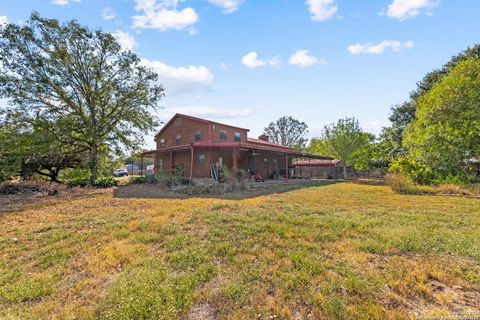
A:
403 58 480 181
0 13 164 181
308 117 372 178
263 116 308 149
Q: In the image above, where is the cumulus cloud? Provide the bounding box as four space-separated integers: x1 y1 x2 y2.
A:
141 58 214 95
348 40 415 54
0 16 8 26
289 50 325 67
306 0 337 21
102 7 117 20
167 106 252 118
385 0 439 20
132 0 198 32
52 0 81 5
112 30 138 52
207 0 243 13
241 52 280 69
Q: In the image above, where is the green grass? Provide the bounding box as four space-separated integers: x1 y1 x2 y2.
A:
1 181 479 319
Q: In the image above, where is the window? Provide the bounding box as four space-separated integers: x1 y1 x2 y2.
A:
219 130 227 140
195 130 202 141
197 154 206 165
175 117 182 126
234 132 241 142
159 159 164 171
176 134 181 145
160 138 165 147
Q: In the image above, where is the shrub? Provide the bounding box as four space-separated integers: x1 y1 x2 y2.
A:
386 173 434 195
59 168 90 182
65 178 90 188
389 157 437 184
128 175 156 184
91 176 118 188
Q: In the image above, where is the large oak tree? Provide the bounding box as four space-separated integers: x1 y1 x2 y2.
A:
0 13 164 181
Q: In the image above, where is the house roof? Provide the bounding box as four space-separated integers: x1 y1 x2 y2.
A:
246 137 294 150
154 113 250 137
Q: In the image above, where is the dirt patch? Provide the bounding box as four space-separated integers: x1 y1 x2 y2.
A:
184 303 216 320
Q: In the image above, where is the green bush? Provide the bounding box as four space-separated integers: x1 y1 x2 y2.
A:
66 176 117 188
389 156 437 184
91 176 118 188
386 173 434 195
59 168 90 182
66 178 90 188
129 175 156 184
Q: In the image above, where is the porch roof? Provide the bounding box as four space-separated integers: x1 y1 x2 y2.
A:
140 142 332 160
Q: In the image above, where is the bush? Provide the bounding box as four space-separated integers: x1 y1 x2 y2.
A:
91 176 118 188
386 173 434 195
66 176 117 188
59 168 90 182
128 175 156 184
156 171 190 188
389 157 437 184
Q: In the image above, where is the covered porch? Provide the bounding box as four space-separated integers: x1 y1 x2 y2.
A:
140 143 332 182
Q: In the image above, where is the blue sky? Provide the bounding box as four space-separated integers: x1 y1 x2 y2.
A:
1 0 479 149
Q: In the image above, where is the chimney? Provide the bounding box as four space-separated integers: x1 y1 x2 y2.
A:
258 134 269 142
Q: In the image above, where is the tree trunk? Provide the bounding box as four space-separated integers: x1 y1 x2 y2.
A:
342 163 347 180
89 147 99 182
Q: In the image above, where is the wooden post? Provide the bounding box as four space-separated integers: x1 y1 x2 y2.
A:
285 155 288 183
232 147 238 170
141 156 144 177
189 145 194 183
170 150 173 171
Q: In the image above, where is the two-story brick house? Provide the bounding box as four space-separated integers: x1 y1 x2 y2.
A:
142 113 329 181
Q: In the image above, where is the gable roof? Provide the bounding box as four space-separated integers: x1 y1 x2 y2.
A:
155 113 250 137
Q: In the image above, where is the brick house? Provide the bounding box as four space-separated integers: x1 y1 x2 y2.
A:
142 114 329 181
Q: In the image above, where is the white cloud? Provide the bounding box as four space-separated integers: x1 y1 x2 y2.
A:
362 121 386 135
241 52 280 69
102 7 117 20
306 0 337 21
167 106 252 118
207 0 243 13
132 0 198 32
385 0 439 20
141 58 214 95
0 16 8 26
289 50 326 67
52 0 81 6
112 30 138 52
348 40 415 54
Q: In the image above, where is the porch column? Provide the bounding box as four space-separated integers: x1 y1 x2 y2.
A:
169 150 173 171
189 146 194 183
141 156 144 177
285 155 288 182
232 147 238 170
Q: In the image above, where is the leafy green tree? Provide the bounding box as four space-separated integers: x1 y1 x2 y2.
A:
311 117 372 179
0 13 164 182
382 44 480 157
403 58 480 182
263 116 309 149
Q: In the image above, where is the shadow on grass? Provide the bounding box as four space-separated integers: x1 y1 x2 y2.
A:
349 178 386 187
112 179 342 200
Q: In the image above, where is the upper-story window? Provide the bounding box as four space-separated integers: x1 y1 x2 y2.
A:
176 134 181 145
234 132 241 142
160 138 165 147
175 117 182 126
219 130 227 140
195 130 202 141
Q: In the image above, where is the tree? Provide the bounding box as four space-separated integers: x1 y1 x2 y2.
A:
0 13 164 182
403 58 480 182
263 116 308 149
315 117 371 179
382 44 480 157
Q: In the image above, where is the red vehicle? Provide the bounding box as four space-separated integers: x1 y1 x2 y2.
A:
248 170 264 182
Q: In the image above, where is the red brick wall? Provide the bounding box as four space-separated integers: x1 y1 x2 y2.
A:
155 116 209 149
209 123 248 143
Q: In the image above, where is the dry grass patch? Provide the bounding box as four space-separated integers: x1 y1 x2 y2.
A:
0 181 479 319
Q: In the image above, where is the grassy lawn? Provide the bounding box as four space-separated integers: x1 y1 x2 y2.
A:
1 181 479 319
